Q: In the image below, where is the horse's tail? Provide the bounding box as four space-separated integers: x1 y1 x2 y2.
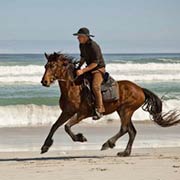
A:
142 88 180 127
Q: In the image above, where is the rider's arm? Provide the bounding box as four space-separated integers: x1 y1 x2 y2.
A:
77 43 86 69
82 63 97 73
77 57 85 69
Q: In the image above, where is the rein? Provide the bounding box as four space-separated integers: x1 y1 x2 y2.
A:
56 62 79 82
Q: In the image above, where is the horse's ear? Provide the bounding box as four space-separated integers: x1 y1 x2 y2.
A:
44 53 49 60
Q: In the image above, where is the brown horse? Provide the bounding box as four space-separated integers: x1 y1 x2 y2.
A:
41 52 180 156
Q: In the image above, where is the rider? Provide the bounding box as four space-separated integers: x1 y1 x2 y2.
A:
73 27 106 120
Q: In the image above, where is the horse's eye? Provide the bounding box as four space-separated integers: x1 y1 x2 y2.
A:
50 64 56 68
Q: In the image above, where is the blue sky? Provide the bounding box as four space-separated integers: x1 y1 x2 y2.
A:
0 0 180 53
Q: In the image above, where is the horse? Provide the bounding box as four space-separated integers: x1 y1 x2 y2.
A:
40 52 180 156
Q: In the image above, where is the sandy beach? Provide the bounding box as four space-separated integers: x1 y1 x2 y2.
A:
0 121 180 180
0 148 180 180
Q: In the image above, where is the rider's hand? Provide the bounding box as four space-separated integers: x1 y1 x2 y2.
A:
76 69 84 76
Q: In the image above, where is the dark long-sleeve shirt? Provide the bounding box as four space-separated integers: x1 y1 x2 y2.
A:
79 38 105 71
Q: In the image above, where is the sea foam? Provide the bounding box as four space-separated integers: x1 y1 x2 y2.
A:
0 99 179 127
0 63 180 84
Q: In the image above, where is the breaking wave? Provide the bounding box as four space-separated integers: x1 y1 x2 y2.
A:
0 63 180 84
0 99 179 127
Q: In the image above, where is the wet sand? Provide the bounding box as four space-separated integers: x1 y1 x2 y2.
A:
0 121 180 151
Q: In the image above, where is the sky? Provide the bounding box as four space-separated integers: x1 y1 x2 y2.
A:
0 0 180 53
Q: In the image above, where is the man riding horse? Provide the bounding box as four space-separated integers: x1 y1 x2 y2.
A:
73 27 106 120
40 27 180 155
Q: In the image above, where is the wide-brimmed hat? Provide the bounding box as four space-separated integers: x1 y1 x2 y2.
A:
73 27 95 37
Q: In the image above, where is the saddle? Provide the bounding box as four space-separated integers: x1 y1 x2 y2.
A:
74 71 119 106
101 72 119 102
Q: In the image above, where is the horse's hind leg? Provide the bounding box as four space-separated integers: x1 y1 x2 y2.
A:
117 121 137 157
101 108 136 157
101 108 130 151
65 113 88 142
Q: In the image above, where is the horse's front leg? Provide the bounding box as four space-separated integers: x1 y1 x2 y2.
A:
41 111 74 154
65 113 88 142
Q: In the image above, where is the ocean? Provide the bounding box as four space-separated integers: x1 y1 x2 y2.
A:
0 53 180 127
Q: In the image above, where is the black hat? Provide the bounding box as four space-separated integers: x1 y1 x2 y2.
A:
73 27 95 37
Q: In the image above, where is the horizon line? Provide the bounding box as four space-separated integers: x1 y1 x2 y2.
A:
0 52 180 55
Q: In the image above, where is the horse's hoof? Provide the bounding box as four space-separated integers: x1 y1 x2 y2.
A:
101 141 115 151
76 133 87 142
101 142 109 151
40 139 54 154
117 151 130 157
41 145 49 154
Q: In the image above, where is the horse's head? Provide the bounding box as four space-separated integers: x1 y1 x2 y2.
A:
41 52 76 87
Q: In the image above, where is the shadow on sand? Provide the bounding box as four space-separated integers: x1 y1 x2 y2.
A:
0 155 107 162
0 153 149 162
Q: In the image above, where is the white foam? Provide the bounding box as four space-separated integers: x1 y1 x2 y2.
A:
0 65 44 75
0 63 180 84
106 63 180 72
1 73 180 84
0 99 179 127
0 105 60 127
158 58 180 63
112 74 180 81
0 75 42 84
1 63 180 75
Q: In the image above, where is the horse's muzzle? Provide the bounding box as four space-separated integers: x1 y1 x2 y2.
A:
41 80 50 87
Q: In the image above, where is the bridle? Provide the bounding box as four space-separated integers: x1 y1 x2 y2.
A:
45 54 80 83
54 62 79 82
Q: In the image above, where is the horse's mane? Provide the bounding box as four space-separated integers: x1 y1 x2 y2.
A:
48 52 79 66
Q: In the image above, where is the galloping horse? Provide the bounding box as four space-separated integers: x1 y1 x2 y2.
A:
41 52 180 156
